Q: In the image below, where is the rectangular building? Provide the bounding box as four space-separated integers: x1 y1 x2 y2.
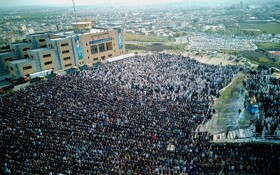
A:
0 21 125 79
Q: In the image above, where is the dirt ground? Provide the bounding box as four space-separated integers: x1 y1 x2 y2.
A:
182 51 245 66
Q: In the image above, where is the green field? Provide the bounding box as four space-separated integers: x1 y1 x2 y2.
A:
242 22 280 34
124 33 171 42
214 73 245 113
242 51 280 69
214 73 246 124
255 42 280 51
225 22 280 35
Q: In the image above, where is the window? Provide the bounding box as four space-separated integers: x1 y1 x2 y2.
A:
90 45 98 54
62 50 70 54
101 56 106 60
10 67 14 70
43 54 51 58
99 43 105 52
108 54 112 58
40 45 47 48
93 58 98 61
63 57 71 61
61 43 69 47
23 65 32 70
24 54 28 58
65 63 72 67
4 57 12 62
23 48 29 51
44 61 52 65
106 42 113 51
39 39 46 42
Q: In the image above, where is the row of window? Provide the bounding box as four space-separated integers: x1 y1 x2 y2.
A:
23 65 32 70
88 54 113 61
22 48 29 51
43 54 51 58
63 57 71 61
44 61 52 65
89 43 113 55
61 43 69 47
62 50 70 54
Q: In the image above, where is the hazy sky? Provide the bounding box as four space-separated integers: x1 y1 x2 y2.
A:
0 0 265 7
0 0 187 7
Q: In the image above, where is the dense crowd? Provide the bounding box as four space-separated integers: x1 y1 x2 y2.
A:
187 35 257 51
0 54 279 174
245 68 280 138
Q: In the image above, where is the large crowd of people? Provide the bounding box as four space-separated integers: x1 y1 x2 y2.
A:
0 54 279 174
245 68 280 138
187 34 257 51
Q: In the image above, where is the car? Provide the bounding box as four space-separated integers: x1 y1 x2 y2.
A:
228 56 234 60
244 61 251 66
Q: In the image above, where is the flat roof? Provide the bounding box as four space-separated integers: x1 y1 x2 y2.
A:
51 37 69 41
0 51 13 56
10 42 29 46
9 59 33 64
72 22 92 25
107 54 135 62
90 29 105 33
29 48 51 52
269 51 280 57
0 80 11 89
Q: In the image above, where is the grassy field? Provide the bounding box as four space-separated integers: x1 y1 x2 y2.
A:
255 42 280 51
224 22 280 35
124 33 171 42
241 51 280 69
214 73 245 113
242 22 280 34
214 73 246 124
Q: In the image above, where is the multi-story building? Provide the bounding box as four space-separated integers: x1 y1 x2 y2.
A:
0 21 125 79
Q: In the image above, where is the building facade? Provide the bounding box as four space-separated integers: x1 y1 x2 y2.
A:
0 21 125 78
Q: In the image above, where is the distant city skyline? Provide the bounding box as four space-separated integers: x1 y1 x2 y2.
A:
0 0 269 7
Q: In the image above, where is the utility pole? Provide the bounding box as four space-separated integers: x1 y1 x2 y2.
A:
72 0 77 23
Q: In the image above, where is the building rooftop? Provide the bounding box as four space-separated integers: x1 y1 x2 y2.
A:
50 37 70 41
269 51 280 57
9 58 33 64
29 48 51 52
72 22 92 25
107 54 135 62
10 42 29 46
0 51 13 56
